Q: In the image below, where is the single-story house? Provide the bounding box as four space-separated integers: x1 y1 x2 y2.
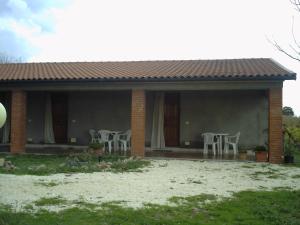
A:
0 58 296 163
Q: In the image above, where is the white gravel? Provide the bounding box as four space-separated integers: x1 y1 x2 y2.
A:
0 159 300 212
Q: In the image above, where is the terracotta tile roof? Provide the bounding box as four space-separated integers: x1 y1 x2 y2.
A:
0 58 296 82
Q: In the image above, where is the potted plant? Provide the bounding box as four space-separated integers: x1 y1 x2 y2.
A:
88 142 104 156
238 149 247 160
254 145 268 162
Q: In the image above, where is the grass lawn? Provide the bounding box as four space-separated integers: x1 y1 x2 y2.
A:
0 153 151 175
0 190 299 225
1 153 299 224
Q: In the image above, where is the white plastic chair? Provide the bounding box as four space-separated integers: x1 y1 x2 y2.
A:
224 132 241 155
118 130 131 153
98 130 113 154
202 133 218 156
89 129 99 143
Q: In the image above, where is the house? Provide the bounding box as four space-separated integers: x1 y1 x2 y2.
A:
0 58 296 163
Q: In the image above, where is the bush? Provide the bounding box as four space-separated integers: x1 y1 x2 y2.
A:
283 116 300 144
65 151 93 167
88 142 104 150
284 126 299 156
287 127 300 144
284 141 297 156
254 146 267 152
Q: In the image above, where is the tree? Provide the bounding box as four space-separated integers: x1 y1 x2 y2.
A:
0 52 22 63
283 106 295 116
272 0 300 62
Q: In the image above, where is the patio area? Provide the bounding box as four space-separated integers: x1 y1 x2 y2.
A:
145 147 253 160
0 88 276 162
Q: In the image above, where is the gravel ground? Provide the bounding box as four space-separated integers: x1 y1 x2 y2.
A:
0 159 300 212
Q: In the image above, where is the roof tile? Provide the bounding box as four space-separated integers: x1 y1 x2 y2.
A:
0 58 296 82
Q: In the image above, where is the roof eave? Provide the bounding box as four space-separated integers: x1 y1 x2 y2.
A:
0 74 296 84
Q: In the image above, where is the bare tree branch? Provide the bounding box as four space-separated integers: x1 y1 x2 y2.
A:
289 44 300 55
0 52 23 64
291 17 300 49
270 1 300 62
290 0 300 12
273 39 300 62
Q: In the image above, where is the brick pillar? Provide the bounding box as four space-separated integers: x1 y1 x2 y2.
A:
131 89 145 157
268 88 283 163
10 90 27 154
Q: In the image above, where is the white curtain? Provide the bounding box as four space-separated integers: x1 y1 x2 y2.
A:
1 95 10 143
44 93 55 144
151 92 165 149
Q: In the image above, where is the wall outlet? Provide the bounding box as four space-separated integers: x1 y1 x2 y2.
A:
185 121 190 125
70 138 77 143
184 141 190 146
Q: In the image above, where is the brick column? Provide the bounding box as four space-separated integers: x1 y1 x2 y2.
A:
131 89 145 157
10 90 27 154
268 88 283 163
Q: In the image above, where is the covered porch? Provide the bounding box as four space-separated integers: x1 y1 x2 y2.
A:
0 83 283 163
1 58 294 164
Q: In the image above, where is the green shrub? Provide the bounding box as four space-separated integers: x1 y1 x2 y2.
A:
66 152 93 165
283 115 300 144
288 127 300 144
254 146 267 152
88 142 104 150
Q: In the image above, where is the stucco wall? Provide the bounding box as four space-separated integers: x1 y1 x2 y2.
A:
146 90 268 149
26 91 131 145
26 92 46 143
26 90 268 148
68 91 131 144
180 90 268 148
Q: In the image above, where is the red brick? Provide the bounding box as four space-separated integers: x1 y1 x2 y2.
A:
131 89 145 157
268 88 283 163
10 90 26 154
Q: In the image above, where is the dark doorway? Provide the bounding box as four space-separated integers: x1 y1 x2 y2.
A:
164 92 180 147
51 93 68 144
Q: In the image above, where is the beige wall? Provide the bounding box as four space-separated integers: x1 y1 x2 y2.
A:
26 90 268 149
26 91 131 145
68 91 131 144
146 90 268 149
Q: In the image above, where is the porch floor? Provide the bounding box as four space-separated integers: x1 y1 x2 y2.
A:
145 147 255 161
26 144 87 154
0 144 255 161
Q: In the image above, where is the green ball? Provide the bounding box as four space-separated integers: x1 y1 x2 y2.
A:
0 103 7 128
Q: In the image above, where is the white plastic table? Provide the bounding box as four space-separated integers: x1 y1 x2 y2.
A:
109 131 121 151
214 133 228 155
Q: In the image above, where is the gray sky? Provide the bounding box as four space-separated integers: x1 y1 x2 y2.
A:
1 0 299 115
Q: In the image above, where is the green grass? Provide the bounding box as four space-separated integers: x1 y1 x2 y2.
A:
250 168 285 180
34 181 60 187
0 190 299 225
33 197 67 206
0 153 151 175
0 153 66 175
241 164 255 169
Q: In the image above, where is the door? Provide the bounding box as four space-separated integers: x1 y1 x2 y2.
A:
164 93 180 147
51 93 68 143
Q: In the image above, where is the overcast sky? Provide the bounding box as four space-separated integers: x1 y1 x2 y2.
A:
0 0 299 115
